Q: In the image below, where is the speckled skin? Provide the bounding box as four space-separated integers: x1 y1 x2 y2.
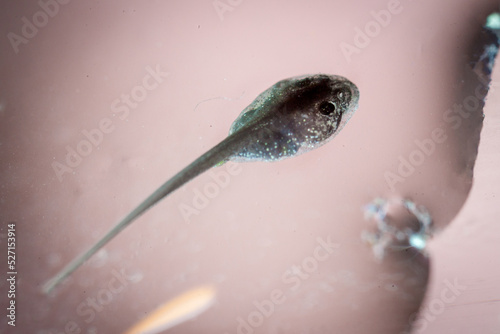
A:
229 74 359 162
43 74 359 293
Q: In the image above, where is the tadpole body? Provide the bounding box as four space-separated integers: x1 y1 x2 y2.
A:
43 74 359 293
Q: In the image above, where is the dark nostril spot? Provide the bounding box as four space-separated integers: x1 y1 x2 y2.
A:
319 101 336 115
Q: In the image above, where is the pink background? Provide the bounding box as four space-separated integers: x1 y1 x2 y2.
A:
1 0 499 333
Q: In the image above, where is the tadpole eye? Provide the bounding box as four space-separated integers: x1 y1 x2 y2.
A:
318 101 336 115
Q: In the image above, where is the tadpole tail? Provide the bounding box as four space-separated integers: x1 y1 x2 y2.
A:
42 130 248 294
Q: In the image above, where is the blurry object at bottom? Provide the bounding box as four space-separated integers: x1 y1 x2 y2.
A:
124 285 216 334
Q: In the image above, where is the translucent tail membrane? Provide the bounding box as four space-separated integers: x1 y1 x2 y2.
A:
42 132 245 294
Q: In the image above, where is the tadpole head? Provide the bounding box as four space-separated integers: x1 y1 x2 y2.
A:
229 74 359 162
276 74 360 155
